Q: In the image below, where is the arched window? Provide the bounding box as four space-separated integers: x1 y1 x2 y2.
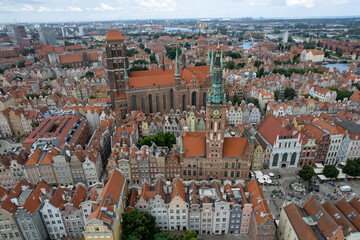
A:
141 96 145 110
170 89 174 109
156 94 160 113
290 152 297 165
163 93 167 110
131 95 137 111
191 92 197 107
282 153 288 162
272 154 279 167
182 95 186 111
203 92 207 108
148 94 153 113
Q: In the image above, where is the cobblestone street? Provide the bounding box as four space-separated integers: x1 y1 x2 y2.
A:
259 167 360 221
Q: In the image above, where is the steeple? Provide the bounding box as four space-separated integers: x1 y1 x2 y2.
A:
181 44 186 69
220 50 223 69
210 50 214 74
206 49 210 64
208 31 225 105
175 48 180 76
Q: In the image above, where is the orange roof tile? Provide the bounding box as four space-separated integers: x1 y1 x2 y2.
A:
105 30 125 41
23 182 51 213
182 131 206 157
223 137 247 157
25 148 42 166
284 203 317 240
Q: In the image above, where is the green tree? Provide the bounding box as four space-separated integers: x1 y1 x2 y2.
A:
133 59 148 65
144 48 151 54
343 158 360 177
225 51 242 59
195 61 206 66
224 61 235 69
236 62 246 69
323 165 339 179
130 66 148 71
17 60 26 68
284 88 296 100
247 97 260 109
89 95 96 99
232 94 242 106
127 49 139 57
140 136 152 147
254 60 263 69
274 90 280 101
122 209 159 240
150 54 157 64
85 71 94 78
301 164 315 181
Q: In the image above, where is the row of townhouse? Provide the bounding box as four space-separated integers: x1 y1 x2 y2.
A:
126 177 276 239
107 143 176 186
277 195 360 240
23 145 102 187
0 108 44 137
0 168 128 240
226 101 261 126
0 180 87 240
253 113 360 170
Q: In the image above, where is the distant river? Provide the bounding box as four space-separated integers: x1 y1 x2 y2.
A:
164 27 194 32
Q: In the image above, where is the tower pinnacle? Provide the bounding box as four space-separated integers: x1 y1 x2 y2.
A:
175 48 180 76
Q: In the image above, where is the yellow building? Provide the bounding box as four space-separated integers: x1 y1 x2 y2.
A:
168 178 188 231
277 203 317 240
142 122 149 136
0 109 13 137
83 168 128 240
186 112 198 132
9 109 25 136
118 158 131 181
251 145 263 171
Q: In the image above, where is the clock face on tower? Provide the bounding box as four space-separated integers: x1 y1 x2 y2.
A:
211 108 222 118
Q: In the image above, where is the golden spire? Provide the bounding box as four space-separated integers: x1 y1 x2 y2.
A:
217 30 221 50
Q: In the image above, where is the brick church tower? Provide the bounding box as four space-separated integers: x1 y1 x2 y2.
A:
105 30 129 116
205 42 227 178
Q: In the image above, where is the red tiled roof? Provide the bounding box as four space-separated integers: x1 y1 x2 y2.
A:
304 197 343 239
25 148 41 166
70 185 87 210
284 203 317 240
247 178 273 226
322 201 357 236
170 178 186 202
49 188 72 210
258 115 293 145
105 30 125 41
23 182 51 213
182 131 206 157
223 137 247 157
59 54 82 64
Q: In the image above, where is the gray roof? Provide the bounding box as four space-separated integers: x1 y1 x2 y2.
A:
338 121 360 134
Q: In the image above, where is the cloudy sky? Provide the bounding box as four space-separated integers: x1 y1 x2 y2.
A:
0 0 359 23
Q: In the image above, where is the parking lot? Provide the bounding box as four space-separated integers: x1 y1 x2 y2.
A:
258 167 360 220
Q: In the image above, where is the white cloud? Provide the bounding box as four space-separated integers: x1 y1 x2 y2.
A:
86 3 122 11
134 0 176 12
38 6 52 12
286 0 315 8
19 4 34 11
249 0 271 7
100 3 115 10
333 0 349 4
68 6 82 11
